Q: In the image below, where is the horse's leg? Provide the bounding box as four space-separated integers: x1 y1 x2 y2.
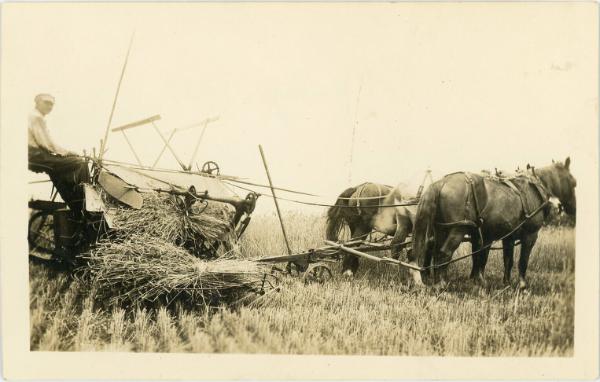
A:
390 215 410 260
502 238 515 286
476 238 491 283
435 227 467 287
341 223 367 277
474 247 491 287
469 234 480 279
341 223 358 276
423 239 435 283
407 234 431 288
518 231 538 290
389 219 410 283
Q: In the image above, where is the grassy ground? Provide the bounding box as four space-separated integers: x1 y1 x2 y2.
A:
29 213 574 355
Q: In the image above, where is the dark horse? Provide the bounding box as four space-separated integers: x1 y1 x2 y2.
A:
410 158 576 289
326 182 417 276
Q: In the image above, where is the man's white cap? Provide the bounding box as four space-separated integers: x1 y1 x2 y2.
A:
34 94 55 104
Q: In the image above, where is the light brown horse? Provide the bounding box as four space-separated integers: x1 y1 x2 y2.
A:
410 158 576 289
326 182 417 275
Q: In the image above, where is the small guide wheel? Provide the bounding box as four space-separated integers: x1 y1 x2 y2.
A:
201 161 220 176
303 263 333 284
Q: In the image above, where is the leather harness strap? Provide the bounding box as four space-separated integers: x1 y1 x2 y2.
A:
466 173 484 226
356 183 365 215
356 183 389 216
528 178 551 219
375 183 384 216
434 172 485 245
502 179 521 194
502 176 550 219
466 173 485 245
502 179 531 216
417 171 554 273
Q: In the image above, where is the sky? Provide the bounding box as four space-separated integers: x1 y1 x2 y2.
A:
3 2 597 214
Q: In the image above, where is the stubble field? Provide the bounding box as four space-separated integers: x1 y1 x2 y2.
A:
29 212 574 355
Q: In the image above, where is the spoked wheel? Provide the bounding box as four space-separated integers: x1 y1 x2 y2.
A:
201 161 220 176
28 211 55 259
302 263 333 284
285 261 308 277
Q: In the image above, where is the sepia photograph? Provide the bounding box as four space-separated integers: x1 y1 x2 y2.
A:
1 2 598 380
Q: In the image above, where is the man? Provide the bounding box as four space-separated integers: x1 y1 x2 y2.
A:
28 94 77 157
28 93 89 215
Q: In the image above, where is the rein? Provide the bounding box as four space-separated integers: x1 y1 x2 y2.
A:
424 198 549 271
224 180 420 208
414 171 552 272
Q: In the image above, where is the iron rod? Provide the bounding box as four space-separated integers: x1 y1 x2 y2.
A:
121 130 143 166
187 120 211 170
324 240 423 271
416 169 431 199
187 117 219 170
258 145 292 255
152 130 176 168
151 121 188 171
112 114 161 132
99 32 135 161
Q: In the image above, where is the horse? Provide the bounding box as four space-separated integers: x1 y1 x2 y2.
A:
326 182 417 276
410 158 576 289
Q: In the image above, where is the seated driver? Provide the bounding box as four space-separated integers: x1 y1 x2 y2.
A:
28 93 89 216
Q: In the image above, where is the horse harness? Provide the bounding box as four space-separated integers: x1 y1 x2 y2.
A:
499 176 550 220
355 182 386 216
434 173 485 245
435 172 551 245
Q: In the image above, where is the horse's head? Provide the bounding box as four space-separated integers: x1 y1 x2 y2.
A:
542 157 577 216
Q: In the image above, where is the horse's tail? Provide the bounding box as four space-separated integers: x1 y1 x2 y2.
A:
411 181 443 267
326 187 357 241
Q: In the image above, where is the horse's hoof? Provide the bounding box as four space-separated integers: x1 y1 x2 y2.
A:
434 280 448 291
342 269 354 278
477 283 490 295
412 281 426 290
477 278 488 289
518 280 528 290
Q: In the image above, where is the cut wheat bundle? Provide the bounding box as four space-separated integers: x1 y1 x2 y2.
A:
80 236 275 306
102 190 236 256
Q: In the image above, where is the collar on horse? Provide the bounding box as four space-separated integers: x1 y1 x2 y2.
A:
485 171 552 219
523 171 552 218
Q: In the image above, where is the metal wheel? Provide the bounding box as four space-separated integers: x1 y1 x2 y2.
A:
303 264 333 284
201 161 220 176
28 211 55 258
285 261 308 277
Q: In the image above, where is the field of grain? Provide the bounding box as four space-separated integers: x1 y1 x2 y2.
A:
29 212 574 355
